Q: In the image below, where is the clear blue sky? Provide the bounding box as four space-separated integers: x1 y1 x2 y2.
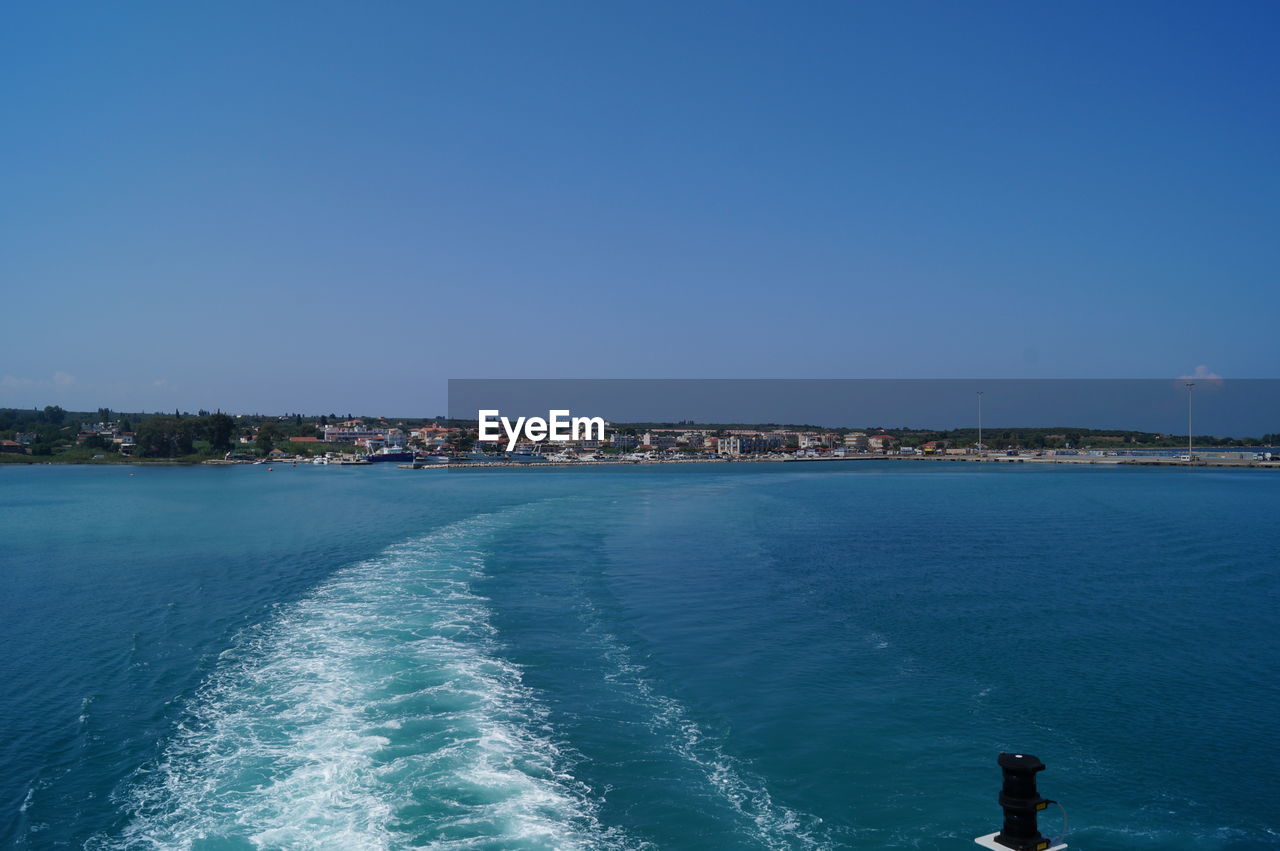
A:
3 1 1277 416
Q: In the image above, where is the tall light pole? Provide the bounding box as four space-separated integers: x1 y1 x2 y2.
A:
1185 382 1195 459
977 391 984 457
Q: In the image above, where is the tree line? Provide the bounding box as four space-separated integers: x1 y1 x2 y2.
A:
132 413 237 458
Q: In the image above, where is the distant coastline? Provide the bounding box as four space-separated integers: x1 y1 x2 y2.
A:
398 454 1280 471
5 405 1278 469
5 453 1278 471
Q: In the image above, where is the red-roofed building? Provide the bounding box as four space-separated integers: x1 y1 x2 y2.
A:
324 424 380 443
867 434 897 451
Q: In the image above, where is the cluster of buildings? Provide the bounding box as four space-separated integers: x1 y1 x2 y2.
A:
306 421 939 459
76 422 137 454
318 420 457 451
629 428 952 457
0 413 964 461
514 427 951 458
0 421 140 456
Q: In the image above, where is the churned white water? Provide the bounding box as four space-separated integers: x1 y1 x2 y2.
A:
103 512 631 850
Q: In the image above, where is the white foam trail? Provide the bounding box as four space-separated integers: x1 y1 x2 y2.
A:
94 512 631 850
583 491 835 848
593 624 833 850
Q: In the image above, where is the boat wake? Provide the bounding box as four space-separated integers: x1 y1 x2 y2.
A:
94 510 633 850
587 616 834 850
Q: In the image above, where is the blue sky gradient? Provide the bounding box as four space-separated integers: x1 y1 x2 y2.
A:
2 1 1278 415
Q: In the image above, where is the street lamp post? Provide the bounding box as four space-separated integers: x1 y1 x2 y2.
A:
1185 382 1195 459
977 391 984 457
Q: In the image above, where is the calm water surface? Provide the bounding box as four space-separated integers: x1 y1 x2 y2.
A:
1 462 1277 849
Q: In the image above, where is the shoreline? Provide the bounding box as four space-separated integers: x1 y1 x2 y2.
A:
398 454 1280 471
4 454 1278 471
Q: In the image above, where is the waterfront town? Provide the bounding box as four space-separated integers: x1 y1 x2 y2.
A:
1 407 1277 468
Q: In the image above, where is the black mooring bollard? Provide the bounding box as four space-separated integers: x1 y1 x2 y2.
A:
975 752 1063 849
993 752 1052 850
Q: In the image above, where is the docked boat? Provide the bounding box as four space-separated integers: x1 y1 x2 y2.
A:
367 446 415 463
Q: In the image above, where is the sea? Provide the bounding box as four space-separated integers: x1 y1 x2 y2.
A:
1 461 1277 850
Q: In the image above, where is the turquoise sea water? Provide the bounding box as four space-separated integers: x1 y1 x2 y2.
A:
1 462 1278 849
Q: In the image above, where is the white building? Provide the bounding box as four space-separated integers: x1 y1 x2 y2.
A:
641 431 677 449
716 436 742 456
323 425 382 443
843 432 869 451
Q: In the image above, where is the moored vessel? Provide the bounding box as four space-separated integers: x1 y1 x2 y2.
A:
367 446 414 463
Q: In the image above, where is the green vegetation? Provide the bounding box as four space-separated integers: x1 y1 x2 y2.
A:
255 422 282 455
1 407 302 463
0 406 454 464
